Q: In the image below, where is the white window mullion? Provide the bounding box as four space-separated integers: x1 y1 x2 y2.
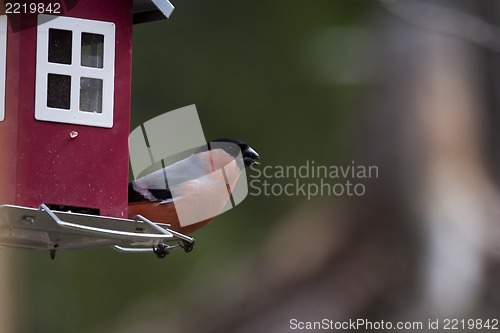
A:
72 27 81 68
44 62 73 74
70 74 79 113
76 67 106 79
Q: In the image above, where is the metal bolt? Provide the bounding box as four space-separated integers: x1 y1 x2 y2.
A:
22 216 35 225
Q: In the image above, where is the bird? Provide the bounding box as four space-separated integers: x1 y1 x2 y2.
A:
128 138 260 237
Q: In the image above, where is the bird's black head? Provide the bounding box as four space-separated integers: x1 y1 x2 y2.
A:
210 138 260 167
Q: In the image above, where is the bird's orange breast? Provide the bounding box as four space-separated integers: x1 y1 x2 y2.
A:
127 202 214 235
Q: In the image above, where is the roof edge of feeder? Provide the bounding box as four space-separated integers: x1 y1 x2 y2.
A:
133 0 175 24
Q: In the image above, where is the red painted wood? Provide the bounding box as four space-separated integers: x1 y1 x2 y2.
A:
1 0 133 218
0 15 20 205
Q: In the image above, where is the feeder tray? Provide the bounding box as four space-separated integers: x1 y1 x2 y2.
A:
0 204 195 259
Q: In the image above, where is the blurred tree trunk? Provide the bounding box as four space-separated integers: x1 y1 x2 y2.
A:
403 12 488 318
379 0 500 318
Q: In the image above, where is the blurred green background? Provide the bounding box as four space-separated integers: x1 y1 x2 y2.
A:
7 0 500 332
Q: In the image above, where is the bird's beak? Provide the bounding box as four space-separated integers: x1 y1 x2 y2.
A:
244 147 260 165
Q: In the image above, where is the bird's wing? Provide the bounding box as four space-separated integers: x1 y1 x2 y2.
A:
128 182 173 203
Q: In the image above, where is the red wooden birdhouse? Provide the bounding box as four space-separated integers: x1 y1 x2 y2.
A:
0 1 195 256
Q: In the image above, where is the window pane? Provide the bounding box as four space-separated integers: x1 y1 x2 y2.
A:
48 29 72 65
80 77 103 113
47 74 71 109
81 33 104 68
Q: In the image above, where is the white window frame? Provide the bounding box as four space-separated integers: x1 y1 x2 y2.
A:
0 15 7 122
35 14 115 128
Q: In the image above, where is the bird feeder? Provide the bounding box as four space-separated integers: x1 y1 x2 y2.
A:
0 0 194 258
